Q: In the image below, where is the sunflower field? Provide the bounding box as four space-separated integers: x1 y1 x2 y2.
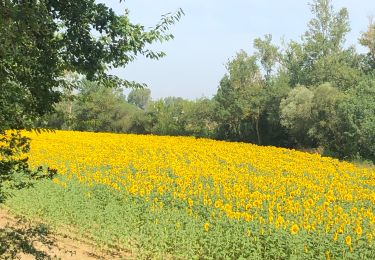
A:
7 130 375 259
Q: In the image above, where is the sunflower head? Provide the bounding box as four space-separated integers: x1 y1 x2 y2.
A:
345 235 352 246
204 222 210 232
290 224 299 235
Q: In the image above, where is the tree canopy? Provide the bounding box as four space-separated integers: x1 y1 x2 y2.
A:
0 0 183 131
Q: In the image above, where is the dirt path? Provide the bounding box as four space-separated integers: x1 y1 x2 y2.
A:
0 208 134 259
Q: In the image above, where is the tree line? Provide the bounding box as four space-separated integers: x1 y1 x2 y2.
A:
42 0 375 162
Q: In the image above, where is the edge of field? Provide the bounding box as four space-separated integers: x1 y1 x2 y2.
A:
0 206 135 259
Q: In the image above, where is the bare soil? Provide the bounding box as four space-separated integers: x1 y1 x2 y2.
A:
0 208 134 260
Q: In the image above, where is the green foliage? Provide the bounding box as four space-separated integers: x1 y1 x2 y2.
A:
6 177 375 259
183 98 216 138
261 72 292 147
214 51 266 143
284 0 362 90
0 132 30 198
44 84 216 138
360 19 375 59
309 83 345 154
280 83 347 149
127 110 154 135
132 97 215 137
280 86 315 147
334 78 375 160
40 78 147 133
253 34 280 83
359 20 375 75
148 97 190 136
305 0 350 54
0 2 60 131
73 81 139 133
128 88 152 110
279 78 375 162
0 1 182 131
0 131 56 202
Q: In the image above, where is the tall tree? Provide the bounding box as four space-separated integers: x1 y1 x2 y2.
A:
359 19 375 74
253 34 280 84
335 77 375 161
44 72 82 130
284 0 361 90
214 51 266 144
0 0 183 131
360 19 375 58
304 0 349 56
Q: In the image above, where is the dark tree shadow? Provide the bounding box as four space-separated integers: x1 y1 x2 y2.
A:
0 220 57 260
0 215 117 260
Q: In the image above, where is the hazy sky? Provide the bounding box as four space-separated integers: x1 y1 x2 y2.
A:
99 0 375 100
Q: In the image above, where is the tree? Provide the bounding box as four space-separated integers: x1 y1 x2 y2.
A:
40 72 82 130
280 86 315 147
335 77 375 161
183 98 216 138
73 81 138 133
127 110 153 135
0 1 183 197
359 19 375 74
148 97 188 136
0 1 183 131
254 34 280 84
283 0 361 90
214 51 266 144
360 19 375 58
309 83 345 153
128 88 152 110
304 0 349 55
261 71 292 147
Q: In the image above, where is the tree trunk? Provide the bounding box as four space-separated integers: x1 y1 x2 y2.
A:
255 118 261 145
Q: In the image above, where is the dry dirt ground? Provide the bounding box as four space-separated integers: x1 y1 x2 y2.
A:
0 208 134 260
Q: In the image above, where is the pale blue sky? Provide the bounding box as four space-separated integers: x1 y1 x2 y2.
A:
100 0 374 99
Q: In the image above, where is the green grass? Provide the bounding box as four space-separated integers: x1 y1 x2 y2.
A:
6 178 217 259
5 177 375 259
